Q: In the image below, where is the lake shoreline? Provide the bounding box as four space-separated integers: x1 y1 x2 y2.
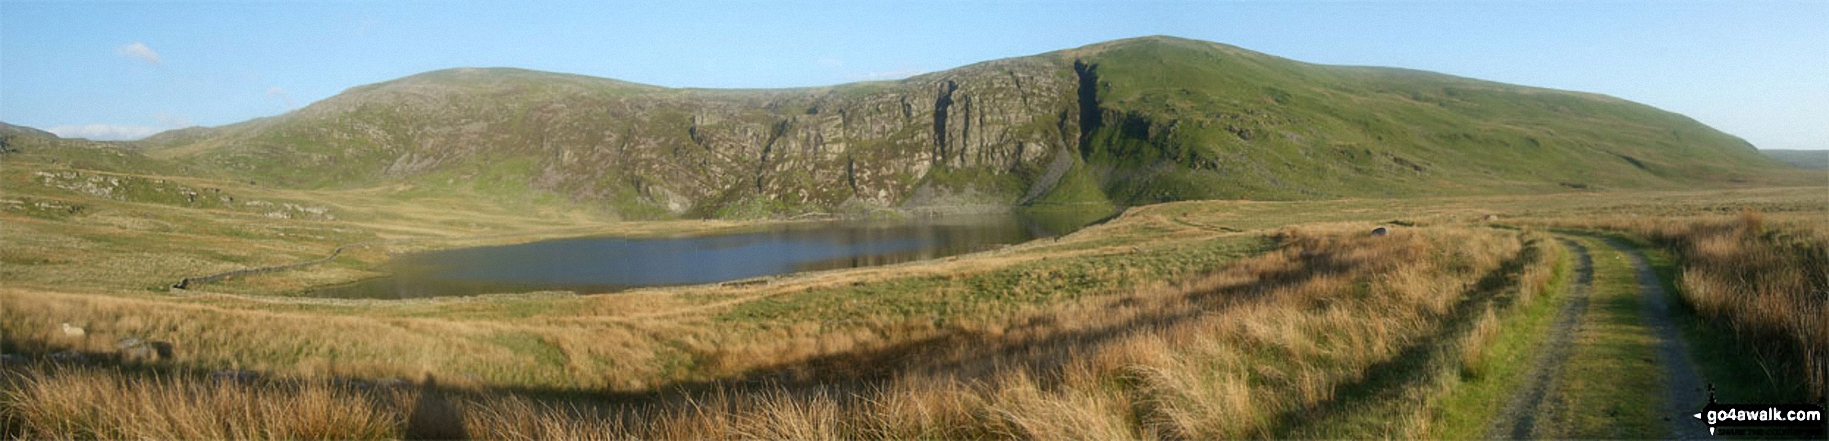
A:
265 206 1112 300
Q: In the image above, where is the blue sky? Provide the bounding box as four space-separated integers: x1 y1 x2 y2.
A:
3 1 1825 150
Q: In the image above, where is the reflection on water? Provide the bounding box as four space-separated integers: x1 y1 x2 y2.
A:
310 210 1112 299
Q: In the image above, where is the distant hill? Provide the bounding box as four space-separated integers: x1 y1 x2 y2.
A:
3 121 202 176
93 36 1806 218
1761 149 1829 169
1 121 58 140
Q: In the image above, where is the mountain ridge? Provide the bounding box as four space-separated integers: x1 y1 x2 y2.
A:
23 36 1803 218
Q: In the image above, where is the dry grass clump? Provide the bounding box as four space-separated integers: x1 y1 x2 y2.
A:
1461 306 1502 379
453 395 628 441
1 365 405 440
1454 234 1564 383
1564 211 1828 396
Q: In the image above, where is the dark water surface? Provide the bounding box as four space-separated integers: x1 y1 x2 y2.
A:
311 211 1110 299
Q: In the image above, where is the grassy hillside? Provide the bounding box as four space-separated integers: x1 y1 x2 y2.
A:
1055 37 1794 204
3 123 204 178
102 37 1814 218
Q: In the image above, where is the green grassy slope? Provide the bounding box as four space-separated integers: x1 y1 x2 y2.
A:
1051 36 1796 204
0 126 345 223
66 36 1809 218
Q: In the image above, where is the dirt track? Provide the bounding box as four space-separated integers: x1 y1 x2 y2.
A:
1489 237 1710 439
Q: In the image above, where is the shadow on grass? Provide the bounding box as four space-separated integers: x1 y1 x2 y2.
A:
1266 239 1542 438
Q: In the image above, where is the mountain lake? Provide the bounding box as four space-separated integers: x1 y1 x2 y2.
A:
309 210 1114 299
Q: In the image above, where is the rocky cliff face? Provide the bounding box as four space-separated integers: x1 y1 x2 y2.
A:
144 36 1790 218
158 58 1082 217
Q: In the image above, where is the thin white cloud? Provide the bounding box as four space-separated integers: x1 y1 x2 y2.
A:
115 42 162 65
856 69 926 81
155 113 191 128
266 86 294 108
47 124 164 141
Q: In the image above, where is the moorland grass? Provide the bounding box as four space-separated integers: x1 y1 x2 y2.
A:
5 225 1551 439
1 179 1822 438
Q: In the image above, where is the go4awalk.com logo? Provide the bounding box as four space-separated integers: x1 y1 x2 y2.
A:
1693 386 1826 437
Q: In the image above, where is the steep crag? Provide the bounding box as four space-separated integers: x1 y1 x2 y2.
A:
117 36 1790 218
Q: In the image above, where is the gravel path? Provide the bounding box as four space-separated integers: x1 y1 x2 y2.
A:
1487 239 1594 439
1605 238 1710 439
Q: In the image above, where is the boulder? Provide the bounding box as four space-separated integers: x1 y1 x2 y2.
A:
1371 227 1389 236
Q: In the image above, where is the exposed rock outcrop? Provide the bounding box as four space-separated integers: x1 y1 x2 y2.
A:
135 36 1788 217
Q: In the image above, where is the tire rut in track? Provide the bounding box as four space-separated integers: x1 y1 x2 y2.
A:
1606 238 1710 440
1487 239 1593 439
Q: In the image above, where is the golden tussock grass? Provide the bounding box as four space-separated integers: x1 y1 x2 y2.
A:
0 365 405 440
